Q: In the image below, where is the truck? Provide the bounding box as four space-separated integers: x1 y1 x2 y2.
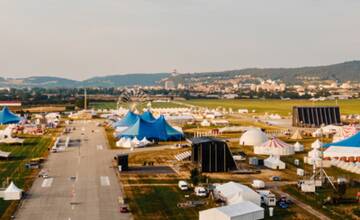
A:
257 190 277 206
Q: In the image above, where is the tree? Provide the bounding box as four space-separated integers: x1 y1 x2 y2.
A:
190 168 200 186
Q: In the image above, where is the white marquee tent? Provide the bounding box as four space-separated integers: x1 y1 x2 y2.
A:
214 181 261 206
199 201 264 220
264 155 286 170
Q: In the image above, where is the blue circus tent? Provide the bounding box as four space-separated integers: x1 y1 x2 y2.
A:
140 110 156 121
112 111 139 128
323 132 360 148
119 115 183 141
0 107 21 125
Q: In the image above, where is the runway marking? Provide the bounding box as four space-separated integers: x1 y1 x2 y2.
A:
41 178 53 188
96 145 103 150
100 176 110 186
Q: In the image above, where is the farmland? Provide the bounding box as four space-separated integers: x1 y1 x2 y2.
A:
180 99 360 115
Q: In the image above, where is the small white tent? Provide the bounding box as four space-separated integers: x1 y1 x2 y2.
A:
294 142 304 152
3 182 22 200
264 155 286 170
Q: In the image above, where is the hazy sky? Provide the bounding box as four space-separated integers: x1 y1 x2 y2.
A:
1 0 360 80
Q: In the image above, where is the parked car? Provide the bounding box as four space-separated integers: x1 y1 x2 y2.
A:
120 206 129 213
269 176 281 181
194 186 207 197
178 180 189 191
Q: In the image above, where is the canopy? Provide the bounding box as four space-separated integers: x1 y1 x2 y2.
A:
324 131 360 148
119 115 183 141
0 107 21 125
112 111 139 128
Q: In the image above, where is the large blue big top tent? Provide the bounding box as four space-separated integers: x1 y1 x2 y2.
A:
140 111 156 122
112 111 139 128
113 110 156 128
119 115 183 141
0 107 21 125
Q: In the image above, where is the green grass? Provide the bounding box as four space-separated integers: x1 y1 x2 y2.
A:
125 185 209 220
89 101 184 110
0 136 53 219
181 99 360 115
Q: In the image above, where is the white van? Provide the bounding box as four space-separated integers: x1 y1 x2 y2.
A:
194 186 207 197
178 181 189 191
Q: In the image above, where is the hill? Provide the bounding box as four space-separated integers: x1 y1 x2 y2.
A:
0 61 359 88
82 73 169 87
174 60 360 84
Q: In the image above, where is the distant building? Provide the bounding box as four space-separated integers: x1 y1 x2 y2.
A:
0 101 21 107
164 80 176 90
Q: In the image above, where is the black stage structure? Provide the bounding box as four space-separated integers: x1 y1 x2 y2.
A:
292 106 341 127
190 137 237 172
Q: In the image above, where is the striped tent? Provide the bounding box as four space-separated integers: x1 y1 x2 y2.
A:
254 137 295 156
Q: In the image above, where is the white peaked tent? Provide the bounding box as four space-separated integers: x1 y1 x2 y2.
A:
140 137 151 145
291 130 303 140
239 129 268 146
122 139 133 148
312 129 323 137
304 139 323 165
264 155 286 170
131 137 140 145
311 139 323 149
4 182 22 200
254 137 295 156
200 119 210 127
294 142 304 152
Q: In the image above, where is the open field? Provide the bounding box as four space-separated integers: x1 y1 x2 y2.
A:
89 101 184 110
0 136 54 219
180 99 360 115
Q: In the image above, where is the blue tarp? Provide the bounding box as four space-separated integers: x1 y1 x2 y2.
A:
323 132 360 148
0 107 21 125
118 115 183 141
112 111 139 128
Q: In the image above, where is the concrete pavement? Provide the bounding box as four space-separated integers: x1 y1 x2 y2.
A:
15 120 131 220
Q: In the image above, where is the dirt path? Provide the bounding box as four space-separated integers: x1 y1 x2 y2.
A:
272 189 331 220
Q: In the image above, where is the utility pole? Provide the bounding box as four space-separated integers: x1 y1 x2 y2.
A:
84 88 87 110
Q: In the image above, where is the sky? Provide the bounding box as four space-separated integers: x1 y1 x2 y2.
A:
1 0 360 80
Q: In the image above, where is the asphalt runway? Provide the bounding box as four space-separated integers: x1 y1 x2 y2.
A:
15 121 131 220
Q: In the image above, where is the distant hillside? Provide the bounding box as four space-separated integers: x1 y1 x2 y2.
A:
0 61 359 88
175 61 360 84
82 73 169 87
0 73 170 88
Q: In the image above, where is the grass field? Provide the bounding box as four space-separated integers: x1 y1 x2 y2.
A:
0 133 56 219
180 99 360 115
89 101 183 110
